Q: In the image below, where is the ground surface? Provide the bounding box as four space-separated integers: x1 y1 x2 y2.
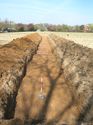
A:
0 32 93 48
0 32 32 44
45 32 93 48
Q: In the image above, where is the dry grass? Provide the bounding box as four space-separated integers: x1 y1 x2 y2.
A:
0 32 33 45
0 32 93 49
45 32 93 49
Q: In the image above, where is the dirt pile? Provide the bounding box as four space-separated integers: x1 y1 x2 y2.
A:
49 34 93 125
0 33 41 122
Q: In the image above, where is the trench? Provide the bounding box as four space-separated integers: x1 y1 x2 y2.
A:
14 35 72 125
15 34 93 125
0 34 93 125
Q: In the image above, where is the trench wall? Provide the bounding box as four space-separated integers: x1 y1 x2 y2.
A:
0 33 42 121
48 34 93 124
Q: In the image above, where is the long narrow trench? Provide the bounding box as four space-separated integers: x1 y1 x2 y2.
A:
14 35 72 124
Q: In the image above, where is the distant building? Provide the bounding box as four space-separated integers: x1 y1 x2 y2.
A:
84 25 90 32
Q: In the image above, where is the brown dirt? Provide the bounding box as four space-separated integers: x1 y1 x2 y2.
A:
0 33 93 125
0 33 41 120
49 34 93 125
14 35 72 124
0 33 41 73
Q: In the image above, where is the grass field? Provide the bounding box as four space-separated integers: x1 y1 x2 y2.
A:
0 32 93 48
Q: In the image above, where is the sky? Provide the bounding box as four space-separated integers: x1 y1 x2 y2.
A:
0 0 93 25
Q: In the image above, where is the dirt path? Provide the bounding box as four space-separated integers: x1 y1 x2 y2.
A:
14 35 72 124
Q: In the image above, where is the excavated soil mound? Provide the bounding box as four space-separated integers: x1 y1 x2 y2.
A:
49 34 93 125
0 33 41 121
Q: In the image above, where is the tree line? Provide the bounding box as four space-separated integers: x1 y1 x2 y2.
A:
0 19 93 32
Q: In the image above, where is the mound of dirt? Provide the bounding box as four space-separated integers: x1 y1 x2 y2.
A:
24 33 42 43
0 33 41 120
49 34 93 125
